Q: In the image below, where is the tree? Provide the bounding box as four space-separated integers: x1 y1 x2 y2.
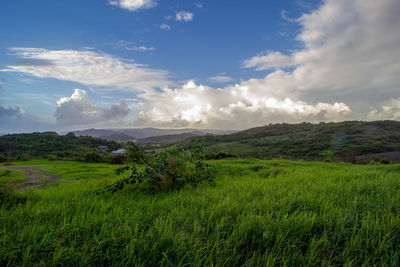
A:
98 140 216 193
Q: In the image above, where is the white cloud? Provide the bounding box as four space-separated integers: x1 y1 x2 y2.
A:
176 11 194 21
115 40 155 52
368 98 400 121
160 24 171 30
108 0 157 11
137 81 351 129
0 105 24 118
195 3 203 8
129 46 155 51
0 105 54 133
2 48 169 93
242 0 400 117
208 75 234 83
55 89 130 125
243 51 298 70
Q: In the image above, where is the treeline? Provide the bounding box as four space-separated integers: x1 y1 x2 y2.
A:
0 132 124 163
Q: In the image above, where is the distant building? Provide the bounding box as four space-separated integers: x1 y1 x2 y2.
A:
111 148 126 154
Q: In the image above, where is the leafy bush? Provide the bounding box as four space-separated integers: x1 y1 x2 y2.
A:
82 151 103 163
205 151 237 160
0 153 7 162
105 154 127 164
98 140 216 193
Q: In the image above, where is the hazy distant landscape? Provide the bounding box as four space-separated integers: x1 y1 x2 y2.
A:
2 0 400 265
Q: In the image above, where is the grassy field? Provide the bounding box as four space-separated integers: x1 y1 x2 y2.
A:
1 159 400 266
0 169 27 186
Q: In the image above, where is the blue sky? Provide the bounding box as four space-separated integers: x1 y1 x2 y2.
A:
1 0 400 132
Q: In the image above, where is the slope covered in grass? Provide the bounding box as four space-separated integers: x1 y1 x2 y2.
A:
181 120 400 161
1 159 400 265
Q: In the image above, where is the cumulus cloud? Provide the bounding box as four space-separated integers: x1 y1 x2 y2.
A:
368 98 400 121
175 11 194 21
55 89 130 125
2 48 169 93
0 105 54 133
109 0 157 11
137 81 351 129
241 0 400 116
160 24 171 30
0 105 24 119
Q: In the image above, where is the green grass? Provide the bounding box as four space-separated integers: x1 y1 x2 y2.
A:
6 159 124 184
1 159 400 265
0 168 27 185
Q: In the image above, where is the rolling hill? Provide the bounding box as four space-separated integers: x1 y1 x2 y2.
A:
73 128 236 143
0 132 120 161
180 121 400 161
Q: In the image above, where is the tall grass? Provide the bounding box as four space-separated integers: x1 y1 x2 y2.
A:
1 159 400 266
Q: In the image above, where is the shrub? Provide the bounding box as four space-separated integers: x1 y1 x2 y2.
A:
82 151 103 163
105 154 127 164
205 151 237 160
0 153 7 162
46 154 58 161
17 153 31 161
98 140 216 193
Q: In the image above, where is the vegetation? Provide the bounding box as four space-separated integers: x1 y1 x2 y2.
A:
99 141 216 193
1 159 400 265
0 168 27 185
180 120 400 161
0 132 120 162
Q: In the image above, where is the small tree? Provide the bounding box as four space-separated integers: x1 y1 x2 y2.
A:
320 149 336 162
98 140 216 193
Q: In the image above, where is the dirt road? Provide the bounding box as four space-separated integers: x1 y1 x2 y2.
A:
1 166 60 190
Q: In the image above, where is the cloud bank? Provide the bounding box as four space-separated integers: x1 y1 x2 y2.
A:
368 98 400 121
137 81 351 129
2 48 169 93
55 89 130 125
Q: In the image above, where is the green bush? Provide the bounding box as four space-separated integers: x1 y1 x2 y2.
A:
82 151 104 163
98 140 216 193
205 151 237 160
105 153 127 164
0 153 7 162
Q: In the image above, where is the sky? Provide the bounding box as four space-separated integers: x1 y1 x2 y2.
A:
0 0 399 133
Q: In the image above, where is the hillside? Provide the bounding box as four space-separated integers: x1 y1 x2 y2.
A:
181 121 400 161
73 128 236 142
136 131 211 145
0 132 120 161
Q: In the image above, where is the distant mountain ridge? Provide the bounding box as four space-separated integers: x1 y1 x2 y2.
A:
73 128 236 142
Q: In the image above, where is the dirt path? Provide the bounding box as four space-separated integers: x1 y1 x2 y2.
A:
1 166 60 190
